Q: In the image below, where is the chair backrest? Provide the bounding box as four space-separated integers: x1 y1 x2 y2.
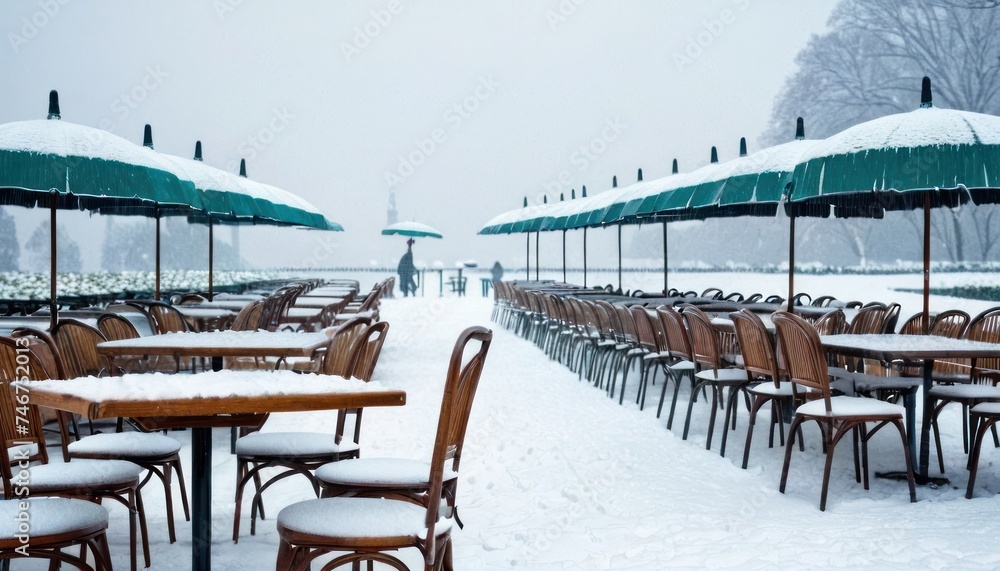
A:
347 322 390 382
898 312 927 335
731 309 781 388
10 327 65 380
657 306 693 362
614 305 638 344
629 305 657 351
881 303 901 334
957 307 1000 382
230 300 265 331
701 287 723 300
644 307 669 353
790 292 812 306
682 306 725 372
51 319 110 378
846 305 887 335
812 309 847 336
812 295 837 307
97 313 140 342
144 301 191 334
108 303 157 336
320 317 372 377
0 336 50 489
930 309 970 339
772 311 831 408
422 326 492 559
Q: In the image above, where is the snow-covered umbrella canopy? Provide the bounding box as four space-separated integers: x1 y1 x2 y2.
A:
0 92 203 214
382 221 443 238
786 77 1000 217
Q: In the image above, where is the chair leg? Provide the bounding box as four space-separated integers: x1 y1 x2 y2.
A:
966 414 994 498
705 384 720 451
742 395 768 469
779 416 804 494
890 418 917 503
682 381 706 441
820 423 853 512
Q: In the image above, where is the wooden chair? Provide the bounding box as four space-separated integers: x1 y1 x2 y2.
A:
0 337 150 571
233 317 376 540
98 313 148 374
610 305 657 404
51 319 111 379
701 287 723 300
680 306 748 456
0 497 113 570
772 311 916 511
230 300 265 331
928 307 1000 473
811 295 837 307
652 306 697 428
281 326 492 571
12 330 190 546
731 309 810 469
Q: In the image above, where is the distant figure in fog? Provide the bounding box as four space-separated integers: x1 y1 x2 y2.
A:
398 239 418 296
491 261 504 282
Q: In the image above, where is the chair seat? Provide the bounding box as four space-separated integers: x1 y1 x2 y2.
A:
971 402 1000 416
748 382 816 397
929 384 1000 401
0 498 108 541
796 396 904 418
277 497 452 541
643 351 672 362
316 458 457 487
236 432 360 457
694 368 747 383
67 432 182 458
22 459 143 491
667 360 696 371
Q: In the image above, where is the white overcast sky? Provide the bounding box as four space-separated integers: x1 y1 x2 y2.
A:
1 0 837 271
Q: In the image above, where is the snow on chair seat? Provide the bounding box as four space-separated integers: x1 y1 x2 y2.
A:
67 432 182 457
277 497 453 540
236 432 360 457
317 458 457 487
22 460 143 491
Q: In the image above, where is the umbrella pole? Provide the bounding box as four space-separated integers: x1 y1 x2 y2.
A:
662 221 668 294
562 230 566 283
535 231 540 281
788 214 795 310
923 191 931 334
525 233 529 281
49 191 57 331
208 219 214 301
155 212 161 301
583 228 588 288
617 225 622 292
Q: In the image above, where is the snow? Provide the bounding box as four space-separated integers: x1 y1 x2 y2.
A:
235 432 360 456
821 333 1000 353
97 330 328 350
799 107 1000 160
19 276 1000 570
382 221 443 238
25 459 143 490
20 370 379 402
276 497 451 538
0 498 108 539
795 395 905 417
67 432 182 457
315 458 457 486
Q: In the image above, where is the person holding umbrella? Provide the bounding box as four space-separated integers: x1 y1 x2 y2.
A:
397 238 419 296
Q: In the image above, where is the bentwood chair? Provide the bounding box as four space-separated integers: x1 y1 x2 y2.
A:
278 327 492 571
0 498 113 570
233 318 380 540
772 311 916 511
0 337 150 571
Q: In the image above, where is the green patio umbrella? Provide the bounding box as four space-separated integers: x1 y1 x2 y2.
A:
382 221 443 239
0 91 204 327
786 77 1000 329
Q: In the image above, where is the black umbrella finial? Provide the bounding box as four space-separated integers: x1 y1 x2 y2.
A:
194 141 203 161
571 188 576 199
739 137 747 157
560 193 564 201
582 185 588 198
239 158 247 177
142 124 153 149
612 175 618 188
672 158 678 174
543 195 548 204
921 76 932 108
710 146 718 163
47 90 61 120
523 196 528 207
795 117 805 140
637 168 643 182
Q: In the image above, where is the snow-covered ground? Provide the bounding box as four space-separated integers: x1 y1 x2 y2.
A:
22 273 1000 570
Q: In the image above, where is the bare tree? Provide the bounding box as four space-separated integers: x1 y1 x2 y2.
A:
763 0 1000 263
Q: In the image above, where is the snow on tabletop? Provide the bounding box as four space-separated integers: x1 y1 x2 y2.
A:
19 370 384 402
276 497 451 539
821 333 1000 352
316 458 457 486
97 330 328 349
0 498 107 539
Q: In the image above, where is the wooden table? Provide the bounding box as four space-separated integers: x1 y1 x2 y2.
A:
174 306 237 332
24 370 405 571
97 331 329 361
820 334 1000 483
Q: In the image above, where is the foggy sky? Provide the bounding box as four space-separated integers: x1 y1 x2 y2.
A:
1 0 837 272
